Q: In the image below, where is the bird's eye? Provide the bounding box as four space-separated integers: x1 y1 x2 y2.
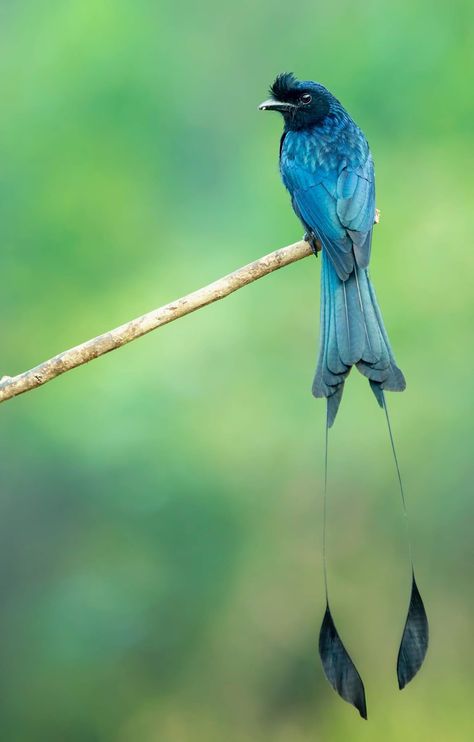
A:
300 93 312 105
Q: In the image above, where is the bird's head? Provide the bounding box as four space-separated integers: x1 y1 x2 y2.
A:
259 72 333 131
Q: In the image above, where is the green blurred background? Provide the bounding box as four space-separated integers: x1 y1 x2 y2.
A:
0 1 472 740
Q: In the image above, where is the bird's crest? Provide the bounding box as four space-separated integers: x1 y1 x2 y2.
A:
270 72 299 101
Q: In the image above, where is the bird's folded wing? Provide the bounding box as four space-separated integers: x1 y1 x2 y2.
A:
336 154 376 270
287 154 376 280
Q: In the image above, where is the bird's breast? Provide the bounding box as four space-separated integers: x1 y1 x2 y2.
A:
280 120 369 184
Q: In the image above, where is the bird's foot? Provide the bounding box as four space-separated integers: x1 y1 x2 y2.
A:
304 231 320 257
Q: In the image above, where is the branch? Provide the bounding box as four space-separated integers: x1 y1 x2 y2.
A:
0 239 313 405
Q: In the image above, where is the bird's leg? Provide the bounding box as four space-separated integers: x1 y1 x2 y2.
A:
304 231 321 257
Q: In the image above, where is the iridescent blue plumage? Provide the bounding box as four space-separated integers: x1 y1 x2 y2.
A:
261 73 405 425
259 75 428 718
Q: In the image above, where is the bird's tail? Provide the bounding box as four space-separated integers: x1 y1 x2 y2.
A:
313 251 405 426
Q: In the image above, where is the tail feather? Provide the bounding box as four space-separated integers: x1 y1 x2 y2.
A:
314 258 349 426
331 256 365 365
313 252 405 425
366 277 407 392
353 268 384 365
326 269 348 376
369 379 385 408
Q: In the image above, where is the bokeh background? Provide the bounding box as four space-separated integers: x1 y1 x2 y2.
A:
0 1 472 740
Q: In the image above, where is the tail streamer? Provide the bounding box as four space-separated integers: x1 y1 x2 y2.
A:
381 394 429 690
318 409 368 719
317 398 429 716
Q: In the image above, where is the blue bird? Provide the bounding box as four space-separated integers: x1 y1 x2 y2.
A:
259 73 428 719
259 73 405 426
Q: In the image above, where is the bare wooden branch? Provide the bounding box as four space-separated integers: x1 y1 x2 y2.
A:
0 239 314 405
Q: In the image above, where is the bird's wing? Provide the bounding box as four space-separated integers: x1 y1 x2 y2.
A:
336 154 376 271
285 154 375 281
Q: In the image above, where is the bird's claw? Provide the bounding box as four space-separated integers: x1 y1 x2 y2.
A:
304 232 320 257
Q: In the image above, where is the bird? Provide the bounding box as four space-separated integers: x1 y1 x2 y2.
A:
259 72 405 427
259 73 428 719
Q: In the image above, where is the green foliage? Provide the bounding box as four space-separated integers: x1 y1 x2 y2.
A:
0 1 472 739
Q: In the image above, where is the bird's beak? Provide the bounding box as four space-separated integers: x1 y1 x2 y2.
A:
258 99 296 112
